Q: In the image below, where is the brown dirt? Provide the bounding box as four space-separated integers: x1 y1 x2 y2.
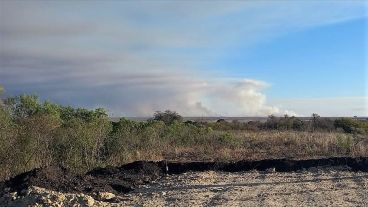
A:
1 161 163 198
1 171 367 207
1 157 367 201
116 170 368 206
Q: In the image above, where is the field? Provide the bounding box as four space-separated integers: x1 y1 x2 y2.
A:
1 95 368 206
1 1 366 206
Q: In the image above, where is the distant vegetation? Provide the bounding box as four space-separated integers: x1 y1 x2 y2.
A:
0 94 367 181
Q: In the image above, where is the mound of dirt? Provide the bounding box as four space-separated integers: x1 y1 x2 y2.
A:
1 162 163 199
83 161 163 194
1 157 367 200
1 165 78 196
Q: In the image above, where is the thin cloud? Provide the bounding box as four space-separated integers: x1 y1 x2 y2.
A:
0 1 365 116
271 97 368 117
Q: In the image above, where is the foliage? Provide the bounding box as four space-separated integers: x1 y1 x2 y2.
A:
264 115 305 131
0 107 17 178
334 118 368 134
336 134 353 154
0 92 367 181
218 132 240 146
152 110 183 125
310 113 335 132
0 94 112 178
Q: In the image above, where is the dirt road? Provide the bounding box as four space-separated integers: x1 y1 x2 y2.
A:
116 170 368 207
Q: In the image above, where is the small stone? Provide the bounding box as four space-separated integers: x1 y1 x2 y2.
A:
57 194 66 202
98 192 116 200
9 192 17 201
211 187 224 192
85 196 95 206
265 168 276 173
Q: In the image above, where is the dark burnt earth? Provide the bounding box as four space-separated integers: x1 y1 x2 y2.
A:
1 157 367 198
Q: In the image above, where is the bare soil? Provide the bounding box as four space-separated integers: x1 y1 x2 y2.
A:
1 161 163 197
1 171 367 206
117 170 368 206
0 157 367 206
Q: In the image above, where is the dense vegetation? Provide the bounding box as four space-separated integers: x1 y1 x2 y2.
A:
0 94 367 180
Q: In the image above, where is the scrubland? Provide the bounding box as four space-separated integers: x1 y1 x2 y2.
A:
1 95 367 181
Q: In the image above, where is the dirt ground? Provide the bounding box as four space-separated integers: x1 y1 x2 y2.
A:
117 170 368 207
1 170 368 207
1 158 368 206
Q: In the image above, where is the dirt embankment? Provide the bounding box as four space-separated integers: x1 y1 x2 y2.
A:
1 161 163 198
1 157 367 199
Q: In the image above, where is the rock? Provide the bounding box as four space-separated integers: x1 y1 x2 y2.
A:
211 187 224 192
58 194 66 202
76 194 95 206
9 192 17 200
266 168 276 173
98 191 116 200
84 195 95 206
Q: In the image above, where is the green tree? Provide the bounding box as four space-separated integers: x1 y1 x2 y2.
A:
153 110 183 125
4 95 41 119
0 105 17 179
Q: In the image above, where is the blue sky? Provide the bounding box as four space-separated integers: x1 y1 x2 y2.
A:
215 17 366 99
0 1 367 116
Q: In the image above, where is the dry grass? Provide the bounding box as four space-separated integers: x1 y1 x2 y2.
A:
159 131 368 161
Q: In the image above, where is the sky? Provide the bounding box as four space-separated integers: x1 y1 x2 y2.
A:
0 0 367 117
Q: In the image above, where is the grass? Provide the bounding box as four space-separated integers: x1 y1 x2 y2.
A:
1 95 367 181
157 131 368 162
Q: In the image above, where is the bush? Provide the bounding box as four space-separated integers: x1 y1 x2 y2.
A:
0 95 113 177
217 132 240 146
310 114 334 132
152 110 183 125
1 92 367 181
53 117 111 172
264 115 305 131
334 118 368 134
336 134 353 154
0 107 17 178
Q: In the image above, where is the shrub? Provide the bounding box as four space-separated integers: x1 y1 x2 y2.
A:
334 118 368 134
217 132 240 146
53 116 111 172
263 115 305 131
1 92 367 181
310 114 335 132
336 134 353 154
0 107 17 178
4 95 41 119
152 110 183 125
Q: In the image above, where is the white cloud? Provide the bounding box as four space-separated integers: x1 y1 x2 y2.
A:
0 1 365 116
271 97 368 117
